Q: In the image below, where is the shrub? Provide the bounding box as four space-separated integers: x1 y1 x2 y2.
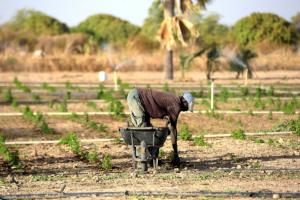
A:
74 14 140 46
233 12 298 47
231 129 246 140
179 123 192 141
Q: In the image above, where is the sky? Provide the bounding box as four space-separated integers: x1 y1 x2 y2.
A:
0 0 299 27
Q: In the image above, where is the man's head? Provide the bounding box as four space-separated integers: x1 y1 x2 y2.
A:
182 92 194 112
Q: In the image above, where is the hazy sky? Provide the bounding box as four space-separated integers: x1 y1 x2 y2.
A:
0 0 299 27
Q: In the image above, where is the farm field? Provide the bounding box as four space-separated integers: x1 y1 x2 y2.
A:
0 71 299 199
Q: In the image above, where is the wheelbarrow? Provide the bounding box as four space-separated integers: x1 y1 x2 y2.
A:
119 127 169 171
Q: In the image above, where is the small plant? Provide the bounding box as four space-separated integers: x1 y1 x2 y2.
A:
254 98 265 109
109 99 125 119
96 84 105 99
11 99 18 108
179 123 192 141
282 98 298 115
219 88 230 102
255 87 266 98
163 82 170 92
240 87 249 96
86 121 107 132
42 82 56 93
13 77 31 93
32 93 41 103
267 86 274 96
57 100 68 112
254 138 265 144
3 89 13 103
59 132 81 155
274 117 300 136
231 129 246 140
86 151 99 163
87 101 99 111
101 154 112 170
193 135 209 147
65 81 73 90
0 134 20 167
39 121 54 134
65 91 72 100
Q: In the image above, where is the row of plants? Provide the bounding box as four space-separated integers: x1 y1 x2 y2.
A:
59 132 112 170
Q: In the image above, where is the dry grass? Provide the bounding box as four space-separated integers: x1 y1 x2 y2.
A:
0 47 299 72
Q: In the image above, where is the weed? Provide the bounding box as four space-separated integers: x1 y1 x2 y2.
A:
13 77 31 93
59 132 81 154
179 123 192 141
267 138 275 145
39 121 54 134
282 98 298 115
65 91 72 100
0 134 20 167
11 99 18 108
42 82 56 93
231 129 246 140
108 99 125 119
57 100 68 112
3 89 13 103
193 135 209 147
101 154 112 170
254 98 265 109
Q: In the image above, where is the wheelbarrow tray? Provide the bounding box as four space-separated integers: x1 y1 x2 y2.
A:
119 127 169 147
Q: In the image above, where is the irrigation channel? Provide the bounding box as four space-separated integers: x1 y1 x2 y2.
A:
1 190 300 199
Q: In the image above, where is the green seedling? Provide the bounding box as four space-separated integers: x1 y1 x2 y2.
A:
32 93 41 102
59 132 81 155
163 82 169 92
101 154 112 170
219 87 230 102
86 151 99 163
109 99 125 119
65 91 72 100
231 129 246 140
240 87 249 96
3 89 13 103
13 77 31 93
11 99 18 108
255 87 266 98
87 101 99 111
193 135 210 147
267 86 274 96
39 121 54 134
274 117 300 136
86 121 107 132
179 123 192 141
42 82 56 93
0 134 20 167
254 138 265 144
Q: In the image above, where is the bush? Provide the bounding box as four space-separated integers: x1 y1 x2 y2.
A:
74 14 140 46
233 12 298 47
8 9 69 36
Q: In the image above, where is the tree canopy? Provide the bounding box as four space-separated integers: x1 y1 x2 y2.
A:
232 12 298 47
7 9 69 36
74 14 140 46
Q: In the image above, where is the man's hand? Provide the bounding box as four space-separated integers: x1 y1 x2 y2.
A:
171 153 180 167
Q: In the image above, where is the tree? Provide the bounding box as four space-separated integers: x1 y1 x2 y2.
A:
233 12 298 47
291 12 300 33
141 0 164 40
158 0 211 80
8 9 69 36
74 14 140 46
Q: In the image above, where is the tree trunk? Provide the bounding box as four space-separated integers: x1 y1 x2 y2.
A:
164 0 175 80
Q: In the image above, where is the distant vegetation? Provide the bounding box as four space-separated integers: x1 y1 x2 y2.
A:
232 12 298 47
0 7 299 72
73 14 140 46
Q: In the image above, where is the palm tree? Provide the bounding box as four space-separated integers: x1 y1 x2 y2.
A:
158 0 211 80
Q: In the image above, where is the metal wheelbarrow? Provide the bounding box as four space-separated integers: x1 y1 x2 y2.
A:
119 127 169 171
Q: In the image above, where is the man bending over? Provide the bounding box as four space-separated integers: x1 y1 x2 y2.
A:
127 88 194 167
